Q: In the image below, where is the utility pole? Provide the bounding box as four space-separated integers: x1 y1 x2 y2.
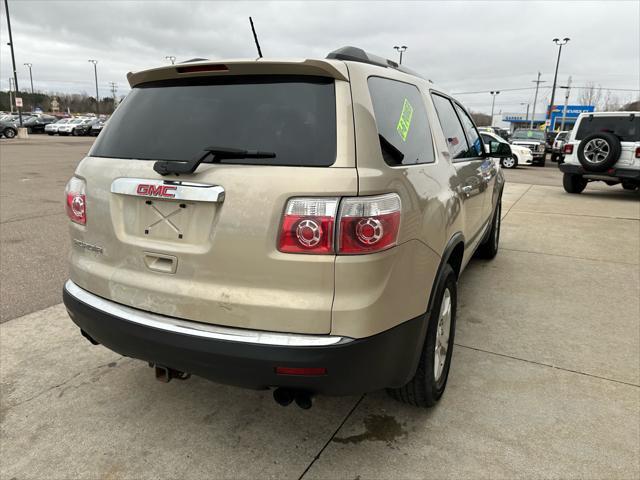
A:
490 91 500 125
4 0 23 125
109 82 118 110
23 63 34 94
393 45 407 64
548 37 570 132
530 72 546 129
88 60 99 115
559 76 572 131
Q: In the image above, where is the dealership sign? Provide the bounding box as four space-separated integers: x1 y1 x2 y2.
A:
549 104 595 129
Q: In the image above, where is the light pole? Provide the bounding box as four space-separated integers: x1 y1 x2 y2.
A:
4 0 22 125
520 102 530 123
548 37 570 131
393 45 407 65
530 72 546 129
165 56 176 64
88 60 99 115
490 91 500 125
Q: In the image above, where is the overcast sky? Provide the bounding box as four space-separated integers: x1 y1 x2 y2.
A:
1 0 638 115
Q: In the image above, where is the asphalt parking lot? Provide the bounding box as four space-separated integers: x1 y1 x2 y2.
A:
1 136 639 479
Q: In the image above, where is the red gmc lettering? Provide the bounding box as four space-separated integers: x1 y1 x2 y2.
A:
136 184 177 198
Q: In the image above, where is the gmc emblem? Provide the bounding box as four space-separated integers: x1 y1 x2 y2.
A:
136 184 177 198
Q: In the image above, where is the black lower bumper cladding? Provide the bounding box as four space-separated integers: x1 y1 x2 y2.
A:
560 164 640 180
63 285 427 396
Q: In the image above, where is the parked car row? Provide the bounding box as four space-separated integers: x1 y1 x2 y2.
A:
0 112 109 138
46 117 100 136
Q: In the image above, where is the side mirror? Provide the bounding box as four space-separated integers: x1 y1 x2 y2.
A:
488 141 511 158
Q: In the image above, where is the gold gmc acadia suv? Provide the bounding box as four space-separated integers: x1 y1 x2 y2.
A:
63 47 509 409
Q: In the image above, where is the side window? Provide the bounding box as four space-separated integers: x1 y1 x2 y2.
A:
454 104 483 157
431 94 470 160
368 77 435 166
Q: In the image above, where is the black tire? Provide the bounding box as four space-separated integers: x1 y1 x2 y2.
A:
72 128 79 136
577 132 621 172
3 128 16 139
47 132 54 136
622 182 638 191
387 264 457 408
476 199 501 259
563 173 587 194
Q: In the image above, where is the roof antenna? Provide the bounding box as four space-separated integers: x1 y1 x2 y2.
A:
249 17 263 58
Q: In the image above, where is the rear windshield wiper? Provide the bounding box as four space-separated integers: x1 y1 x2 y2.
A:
153 146 276 176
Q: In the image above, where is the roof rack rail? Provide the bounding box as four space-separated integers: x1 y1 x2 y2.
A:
326 46 424 79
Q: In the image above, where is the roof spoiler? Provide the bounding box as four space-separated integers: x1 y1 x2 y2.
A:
326 46 425 79
127 59 349 87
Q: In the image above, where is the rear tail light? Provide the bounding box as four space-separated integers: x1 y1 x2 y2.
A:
563 144 574 155
65 176 86 225
338 194 401 254
635 147 640 159
278 193 402 255
278 198 339 254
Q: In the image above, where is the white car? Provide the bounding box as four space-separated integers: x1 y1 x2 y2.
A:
45 118 70 135
481 131 532 168
559 111 639 193
58 118 95 136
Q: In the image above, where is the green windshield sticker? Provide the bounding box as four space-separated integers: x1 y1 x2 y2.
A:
396 98 414 141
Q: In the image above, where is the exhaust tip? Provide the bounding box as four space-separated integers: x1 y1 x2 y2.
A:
295 392 314 410
273 388 295 407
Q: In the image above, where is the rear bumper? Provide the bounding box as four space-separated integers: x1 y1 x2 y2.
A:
63 281 426 395
559 163 640 181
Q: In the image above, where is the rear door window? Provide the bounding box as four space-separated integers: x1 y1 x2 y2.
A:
91 75 337 166
367 77 434 165
431 94 471 160
454 104 483 157
576 116 640 142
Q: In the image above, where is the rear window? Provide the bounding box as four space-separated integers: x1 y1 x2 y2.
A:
576 115 640 142
91 75 337 166
367 77 434 165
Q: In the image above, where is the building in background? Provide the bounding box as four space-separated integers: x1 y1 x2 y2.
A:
547 104 595 131
499 104 595 133
499 112 546 132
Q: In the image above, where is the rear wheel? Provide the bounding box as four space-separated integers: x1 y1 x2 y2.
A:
3 128 16 139
387 264 457 408
563 173 587 194
622 181 638 191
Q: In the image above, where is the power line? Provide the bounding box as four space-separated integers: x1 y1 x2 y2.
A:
452 85 640 95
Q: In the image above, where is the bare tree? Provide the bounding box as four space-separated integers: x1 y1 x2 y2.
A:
578 82 602 107
470 111 491 126
622 99 640 111
601 90 622 111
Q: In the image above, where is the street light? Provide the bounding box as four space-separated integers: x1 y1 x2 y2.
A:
520 102 530 123
490 91 500 125
393 45 407 65
88 59 99 115
548 37 570 131
165 56 176 64
23 63 34 94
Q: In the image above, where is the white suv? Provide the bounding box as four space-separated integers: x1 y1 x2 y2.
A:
560 111 640 193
